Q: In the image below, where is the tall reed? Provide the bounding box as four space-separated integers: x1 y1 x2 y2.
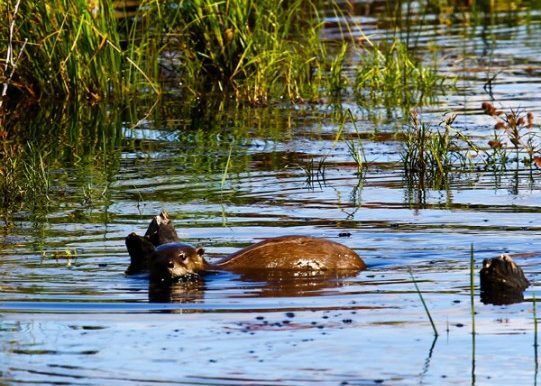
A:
0 0 162 104
2 0 454 108
402 112 465 178
409 268 439 336
355 38 445 109
173 0 328 105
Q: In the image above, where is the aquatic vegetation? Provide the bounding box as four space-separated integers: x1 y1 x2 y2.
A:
0 0 461 112
0 141 51 219
402 104 541 186
0 0 201 105
172 0 330 105
0 142 27 209
344 110 366 177
409 268 439 336
0 0 26 113
302 155 328 190
1 0 129 101
402 111 465 178
327 43 350 97
481 102 541 168
43 248 78 267
354 39 446 110
470 244 476 337
0 0 335 106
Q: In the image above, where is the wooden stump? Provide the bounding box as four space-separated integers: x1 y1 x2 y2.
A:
480 254 530 305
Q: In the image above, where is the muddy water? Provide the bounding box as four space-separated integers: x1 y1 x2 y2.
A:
3 2 541 385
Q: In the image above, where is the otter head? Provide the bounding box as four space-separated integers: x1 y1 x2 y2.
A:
149 242 205 283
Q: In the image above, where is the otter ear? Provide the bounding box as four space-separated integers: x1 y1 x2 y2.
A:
196 247 205 256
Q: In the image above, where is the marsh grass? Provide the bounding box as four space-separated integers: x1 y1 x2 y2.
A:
347 140 365 176
302 155 328 190
354 39 446 110
470 243 476 336
220 142 234 190
401 104 541 186
3 0 122 100
328 43 350 97
0 141 52 219
0 0 463 216
402 111 466 179
43 248 78 267
0 144 25 209
345 110 366 177
0 0 344 107
172 0 331 105
1 0 26 112
0 0 175 106
470 243 476 383
409 268 438 336
1 0 455 108
481 102 541 169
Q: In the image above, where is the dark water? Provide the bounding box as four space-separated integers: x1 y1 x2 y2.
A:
3 2 541 385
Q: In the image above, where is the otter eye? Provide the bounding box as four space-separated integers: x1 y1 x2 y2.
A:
178 252 187 261
167 261 175 269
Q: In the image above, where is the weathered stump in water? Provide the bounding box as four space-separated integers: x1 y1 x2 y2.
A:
143 209 179 246
125 209 179 274
480 254 530 305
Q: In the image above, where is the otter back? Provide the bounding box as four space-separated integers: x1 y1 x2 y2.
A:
214 235 365 271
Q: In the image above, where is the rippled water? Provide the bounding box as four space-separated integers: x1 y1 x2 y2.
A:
3 2 541 385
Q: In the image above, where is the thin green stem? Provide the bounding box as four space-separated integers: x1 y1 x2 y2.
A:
534 293 539 386
470 243 476 335
221 142 234 191
470 243 476 385
409 268 438 337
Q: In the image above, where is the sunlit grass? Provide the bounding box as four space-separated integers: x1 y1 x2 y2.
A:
1 0 154 101
354 39 447 110
0 0 337 106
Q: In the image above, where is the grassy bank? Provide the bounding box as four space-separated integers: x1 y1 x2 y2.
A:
0 0 160 104
0 0 335 107
1 0 451 109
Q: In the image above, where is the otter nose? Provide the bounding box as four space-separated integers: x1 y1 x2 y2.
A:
167 261 175 269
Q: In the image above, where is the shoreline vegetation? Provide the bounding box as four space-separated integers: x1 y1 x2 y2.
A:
0 0 447 108
0 0 539 218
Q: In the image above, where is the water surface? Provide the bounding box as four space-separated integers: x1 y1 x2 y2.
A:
2 1 541 385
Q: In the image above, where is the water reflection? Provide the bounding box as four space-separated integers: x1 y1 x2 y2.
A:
148 279 205 303
148 270 362 303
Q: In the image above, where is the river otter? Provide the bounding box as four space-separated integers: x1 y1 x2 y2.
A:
141 235 366 282
125 211 365 282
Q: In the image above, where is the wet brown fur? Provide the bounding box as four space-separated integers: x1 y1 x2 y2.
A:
146 235 365 281
125 211 365 282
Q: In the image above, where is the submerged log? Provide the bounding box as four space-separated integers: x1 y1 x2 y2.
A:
480 254 530 305
125 233 154 274
144 209 179 246
125 209 179 274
